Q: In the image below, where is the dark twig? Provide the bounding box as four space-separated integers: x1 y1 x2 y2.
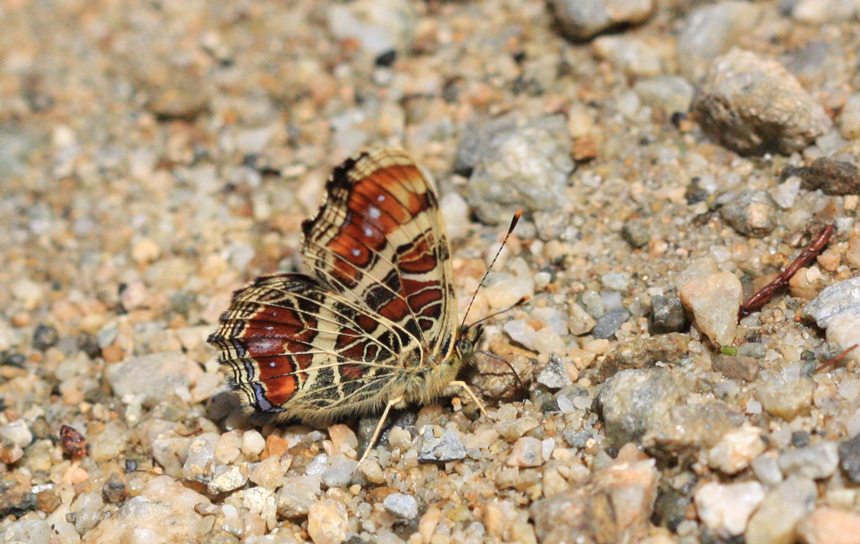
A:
739 223 835 318
817 344 858 373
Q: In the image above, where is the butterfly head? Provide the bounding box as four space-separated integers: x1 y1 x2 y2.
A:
455 323 484 361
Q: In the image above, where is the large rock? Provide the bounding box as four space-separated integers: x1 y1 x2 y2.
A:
692 49 832 155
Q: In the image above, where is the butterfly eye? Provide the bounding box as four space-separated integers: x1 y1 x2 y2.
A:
457 338 473 355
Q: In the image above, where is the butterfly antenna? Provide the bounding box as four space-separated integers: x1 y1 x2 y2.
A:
468 296 530 328
460 208 523 330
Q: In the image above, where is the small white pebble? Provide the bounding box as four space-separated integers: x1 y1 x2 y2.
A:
241 430 266 457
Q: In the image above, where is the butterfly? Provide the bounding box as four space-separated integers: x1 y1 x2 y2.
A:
208 147 520 463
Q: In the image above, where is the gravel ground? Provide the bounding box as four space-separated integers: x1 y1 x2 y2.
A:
2 1 860 543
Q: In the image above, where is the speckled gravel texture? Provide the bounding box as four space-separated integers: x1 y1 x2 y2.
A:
3 1 860 543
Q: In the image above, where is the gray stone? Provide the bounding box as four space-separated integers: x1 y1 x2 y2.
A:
778 442 839 480
648 295 688 335
548 0 656 41
720 190 777 238
454 115 519 175
465 115 574 224
417 427 466 463
106 352 190 403
621 218 651 249
692 49 832 155
633 75 694 113
595 368 693 446
794 157 860 196
803 277 860 328
752 454 784 486
838 434 860 483
327 0 416 57
536 353 572 390
644 400 744 455
382 492 419 520
677 2 762 81
321 456 358 488
592 308 631 339
277 475 322 518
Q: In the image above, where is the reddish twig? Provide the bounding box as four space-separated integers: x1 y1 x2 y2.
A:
739 223 835 318
817 344 858 373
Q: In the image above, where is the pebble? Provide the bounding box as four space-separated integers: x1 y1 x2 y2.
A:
536 353 572 390
182 432 218 481
595 368 693 446
694 481 765 538
241 430 266 458
569 302 597 335
465 115 574 224
106 352 191 403
548 0 655 41
692 49 832 155
679 272 742 346
795 157 860 196
804 277 860 328
646 400 743 455
745 477 817 544
677 1 762 80
0 420 33 449
506 436 545 467
592 35 668 78
307 499 348 544
206 464 247 494
321 455 358 488
32 323 59 351
600 333 689 376
839 94 860 139
720 190 777 238
327 0 416 57
712 354 759 382
382 492 419 520
648 295 687 335
591 308 631 339
756 378 815 421
752 453 784 487
826 315 860 363
277 475 322 518
417 427 467 463
769 176 802 209
797 507 860 544
531 450 658 543
838 434 860 483
707 425 765 474
778 442 839 480
633 76 695 114
791 0 859 24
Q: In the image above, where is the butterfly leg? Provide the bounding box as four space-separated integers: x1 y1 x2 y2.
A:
446 380 489 418
356 395 404 468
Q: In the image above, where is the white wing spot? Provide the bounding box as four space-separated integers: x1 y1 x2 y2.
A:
377 194 385 202
364 227 373 237
351 248 361 257
269 362 276 368
369 206 381 219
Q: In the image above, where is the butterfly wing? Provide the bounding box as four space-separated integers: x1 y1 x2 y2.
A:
301 147 457 360
209 274 413 421
209 148 457 422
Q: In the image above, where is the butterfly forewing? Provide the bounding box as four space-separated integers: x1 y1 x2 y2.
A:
209 148 459 423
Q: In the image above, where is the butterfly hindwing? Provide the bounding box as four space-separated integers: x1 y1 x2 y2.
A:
209 148 459 423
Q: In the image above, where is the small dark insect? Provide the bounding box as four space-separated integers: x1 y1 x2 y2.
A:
59 425 88 459
739 223 835 318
